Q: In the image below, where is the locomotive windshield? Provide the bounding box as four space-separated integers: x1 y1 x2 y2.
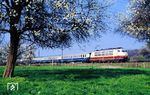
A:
122 50 127 52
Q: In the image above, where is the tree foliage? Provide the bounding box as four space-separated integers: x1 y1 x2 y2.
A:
0 0 107 48
118 0 150 43
0 0 108 77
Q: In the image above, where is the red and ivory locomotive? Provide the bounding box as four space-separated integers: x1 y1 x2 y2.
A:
89 47 128 62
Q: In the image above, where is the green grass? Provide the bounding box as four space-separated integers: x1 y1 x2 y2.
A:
0 65 150 95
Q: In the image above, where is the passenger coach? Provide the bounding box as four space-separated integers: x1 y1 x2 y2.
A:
61 54 90 63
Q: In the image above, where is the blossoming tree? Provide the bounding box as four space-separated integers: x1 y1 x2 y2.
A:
0 0 107 77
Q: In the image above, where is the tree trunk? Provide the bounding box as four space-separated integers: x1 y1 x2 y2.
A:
3 32 20 78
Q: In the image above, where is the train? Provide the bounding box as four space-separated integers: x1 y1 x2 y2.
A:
31 47 128 64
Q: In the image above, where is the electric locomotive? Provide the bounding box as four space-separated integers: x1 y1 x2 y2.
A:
89 47 128 62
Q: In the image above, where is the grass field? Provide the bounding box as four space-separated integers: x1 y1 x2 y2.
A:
0 64 150 95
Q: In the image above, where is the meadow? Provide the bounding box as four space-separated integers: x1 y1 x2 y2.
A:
0 63 150 95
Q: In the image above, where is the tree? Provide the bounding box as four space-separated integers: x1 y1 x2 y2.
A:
0 47 6 64
0 0 107 77
140 47 150 56
0 43 36 65
19 44 36 65
118 0 150 43
0 43 9 65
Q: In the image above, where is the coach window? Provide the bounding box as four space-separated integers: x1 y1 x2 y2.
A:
95 53 97 56
106 52 109 55
118 50 120 52
102 53 104 56
109 51 113 55
95 52 100 56
102 52 105 56
97 52 100 56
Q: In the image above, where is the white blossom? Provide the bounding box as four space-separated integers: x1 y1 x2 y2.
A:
33 30 41 36
15 0 19 5
86 18 92 24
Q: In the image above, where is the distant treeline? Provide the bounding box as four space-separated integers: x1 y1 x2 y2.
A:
127 48 150 62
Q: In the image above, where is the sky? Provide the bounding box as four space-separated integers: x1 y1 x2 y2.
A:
35 0 145 57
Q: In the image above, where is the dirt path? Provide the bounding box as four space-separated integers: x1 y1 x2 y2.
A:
100 66 124 68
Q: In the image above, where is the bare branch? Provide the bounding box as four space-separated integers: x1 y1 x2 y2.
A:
0 29 10 33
